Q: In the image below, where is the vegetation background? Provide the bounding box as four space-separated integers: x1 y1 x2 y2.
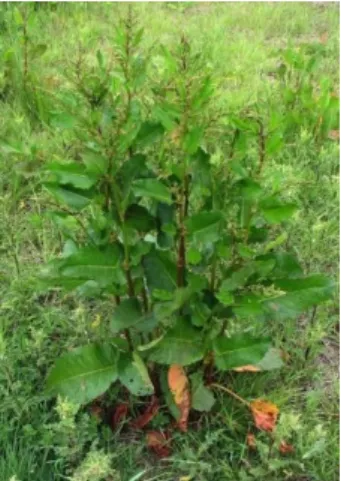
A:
0 2 339 481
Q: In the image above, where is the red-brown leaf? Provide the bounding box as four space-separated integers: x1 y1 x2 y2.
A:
246 432 257 450
111 403 129 428
146 430 171 458
250 399 279 432
90 404 103 420
328 129 339 141
168 364 191 432
131 396 159 429
279 440 295 454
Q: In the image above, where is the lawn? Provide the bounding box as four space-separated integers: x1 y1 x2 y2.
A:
0 2 339 481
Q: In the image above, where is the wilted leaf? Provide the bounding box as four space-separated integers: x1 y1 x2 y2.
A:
250 399 279 432
131 396 159 429
234 365 261 372
146 430 171 458
168 365 190 432
279 440 295 454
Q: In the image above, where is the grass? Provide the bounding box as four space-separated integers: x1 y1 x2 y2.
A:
0 2 339 481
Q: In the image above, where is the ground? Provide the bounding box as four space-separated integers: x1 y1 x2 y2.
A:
0 3 339 481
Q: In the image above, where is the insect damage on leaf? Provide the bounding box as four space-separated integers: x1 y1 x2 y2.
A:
168 364 190 432
250 399 279 432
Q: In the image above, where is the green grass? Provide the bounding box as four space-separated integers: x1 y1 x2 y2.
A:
0 3 339 481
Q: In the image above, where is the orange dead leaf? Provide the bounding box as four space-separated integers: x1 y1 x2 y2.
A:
250 399 279 432
234 365 261 372
168 364 191 432
146 430 171 458
246 432 257 450
279 440 295 454
131 396 159 429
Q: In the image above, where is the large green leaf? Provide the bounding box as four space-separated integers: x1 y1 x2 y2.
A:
257 252 303 278
185 211 223 244
124 204 156 232
218 264 255 293
260 197 298 224
190 373 215 412
143 250 177 292
236 178 262 201
59 245 124 286
147 319 205 366
111 298 157 333
132 178 172 205
213 334 271 371
118 351 154 396
44 183 93 210
134 122 165 147
265 275 334 319
46 343 119 404
45 162 98 189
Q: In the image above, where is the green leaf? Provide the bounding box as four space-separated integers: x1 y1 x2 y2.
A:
213 334 270 371
30 43 47 59
60 245 124 286
118 351 154 396
82 151 108 175
187 247 202 265
134 122 164 147
147 319 205 366
50 112 77 129
191 301 211 327
186 211 223 244
219 264 255 292
260 197 298 224
257 252 303 278
216 289 234 306
183 126 204 154
13 8 24 26
132 178 172 204
125 204 155 232
143 250 177 292
46 343 119 404
190 373 215 412
256 348 284 370
265 275 334 319
44 183 93 210
45 162 97 189
236 178 262 201
111 298 157 333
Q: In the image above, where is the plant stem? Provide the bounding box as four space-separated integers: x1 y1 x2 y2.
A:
211 383 251 408
210 252 217 292
141 285 149 312
257 118 266 175
177 177 188 288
